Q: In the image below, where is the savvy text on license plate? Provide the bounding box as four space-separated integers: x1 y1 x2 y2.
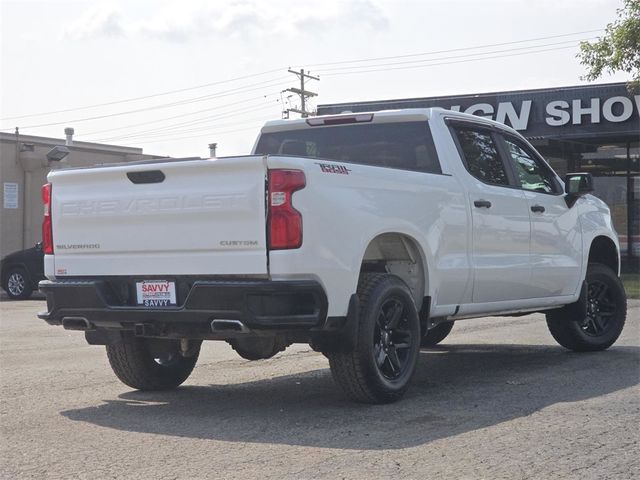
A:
136 280 177 307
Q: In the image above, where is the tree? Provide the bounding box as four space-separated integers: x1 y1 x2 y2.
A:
578 0 640 90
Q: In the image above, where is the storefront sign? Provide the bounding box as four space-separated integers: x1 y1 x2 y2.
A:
318 83 640 139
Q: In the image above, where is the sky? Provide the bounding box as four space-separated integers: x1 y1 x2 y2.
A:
0 0 631 158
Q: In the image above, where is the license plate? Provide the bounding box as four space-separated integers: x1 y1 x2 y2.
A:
136 280 177 307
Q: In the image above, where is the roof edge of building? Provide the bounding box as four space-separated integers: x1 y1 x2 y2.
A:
317 81 631 110
0 132 143 155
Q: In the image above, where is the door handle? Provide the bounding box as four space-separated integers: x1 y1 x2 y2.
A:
473 199 492 208
531 205 545 213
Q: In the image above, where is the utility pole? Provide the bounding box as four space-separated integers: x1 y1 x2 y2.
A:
283 68 319 118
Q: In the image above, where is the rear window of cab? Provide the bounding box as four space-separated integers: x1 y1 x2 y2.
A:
255 121 442 174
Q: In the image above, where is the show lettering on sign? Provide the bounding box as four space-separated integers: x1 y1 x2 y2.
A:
545 96 639 126
446 95 640 131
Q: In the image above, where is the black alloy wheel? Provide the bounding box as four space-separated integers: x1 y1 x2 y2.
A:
582 280 618 337
374 297 414 380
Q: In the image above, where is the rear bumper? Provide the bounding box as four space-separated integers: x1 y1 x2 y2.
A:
38 278 328 336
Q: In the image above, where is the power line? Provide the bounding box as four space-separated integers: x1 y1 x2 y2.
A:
117 124 268 146
301 28 603 68
316 38 596 73
97 114 276 143
82 92 281 136
94 103 279 143
2 28 601 124
93 100 279 142
0 68 286 121
1 27 606 144
3 77 290 130
321 44 583 76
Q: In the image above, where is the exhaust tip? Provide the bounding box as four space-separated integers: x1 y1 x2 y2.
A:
62 317 92 331
210 319 249 334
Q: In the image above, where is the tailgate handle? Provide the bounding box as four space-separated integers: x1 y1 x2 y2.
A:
127 170 165 184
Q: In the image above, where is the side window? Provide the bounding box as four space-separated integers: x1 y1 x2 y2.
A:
504 138 558 194
452 126 509 186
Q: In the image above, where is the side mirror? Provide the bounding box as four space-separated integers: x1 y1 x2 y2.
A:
565 173 594 195
565 173 594 207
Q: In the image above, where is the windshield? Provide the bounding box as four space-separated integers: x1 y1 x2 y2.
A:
255 121 441 174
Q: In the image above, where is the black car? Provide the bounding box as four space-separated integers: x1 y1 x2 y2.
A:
1 243 44 300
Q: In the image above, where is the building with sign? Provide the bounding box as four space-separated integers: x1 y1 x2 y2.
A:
318 82 639 270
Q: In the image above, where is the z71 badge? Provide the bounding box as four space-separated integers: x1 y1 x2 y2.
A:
316 162 351 175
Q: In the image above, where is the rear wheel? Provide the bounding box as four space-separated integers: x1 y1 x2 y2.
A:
546 263 627 352
106 335 200 390
327 274 420 404
3 268 33 300
420 321 454 347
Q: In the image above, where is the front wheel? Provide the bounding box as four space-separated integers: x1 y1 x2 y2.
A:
327 274 421 404
106 335 200 390
546 263 627 352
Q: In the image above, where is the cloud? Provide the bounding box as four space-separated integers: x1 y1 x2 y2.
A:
64 4 125 40
64 0 390 42
138 1 267 42
294 0 389 32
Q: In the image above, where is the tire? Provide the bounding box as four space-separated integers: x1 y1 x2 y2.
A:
546 263 627 352
228 336 288 360
106 335 200 390
421 321 454 347
3 268 33 300
327 273 421 404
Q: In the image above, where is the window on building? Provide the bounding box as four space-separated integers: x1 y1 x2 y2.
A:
579 143 640 258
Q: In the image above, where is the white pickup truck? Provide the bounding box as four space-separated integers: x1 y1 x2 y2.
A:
38 108 627 403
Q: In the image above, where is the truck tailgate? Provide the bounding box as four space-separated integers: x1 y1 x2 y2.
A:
48 156 268 277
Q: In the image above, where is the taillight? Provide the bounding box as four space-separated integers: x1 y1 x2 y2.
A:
41 183 53 254
267 169 305 250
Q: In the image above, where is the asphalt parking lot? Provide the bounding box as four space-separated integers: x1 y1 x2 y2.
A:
1 297 638 480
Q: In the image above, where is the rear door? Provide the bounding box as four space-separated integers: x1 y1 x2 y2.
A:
450 123 533 303
49 156 268 277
